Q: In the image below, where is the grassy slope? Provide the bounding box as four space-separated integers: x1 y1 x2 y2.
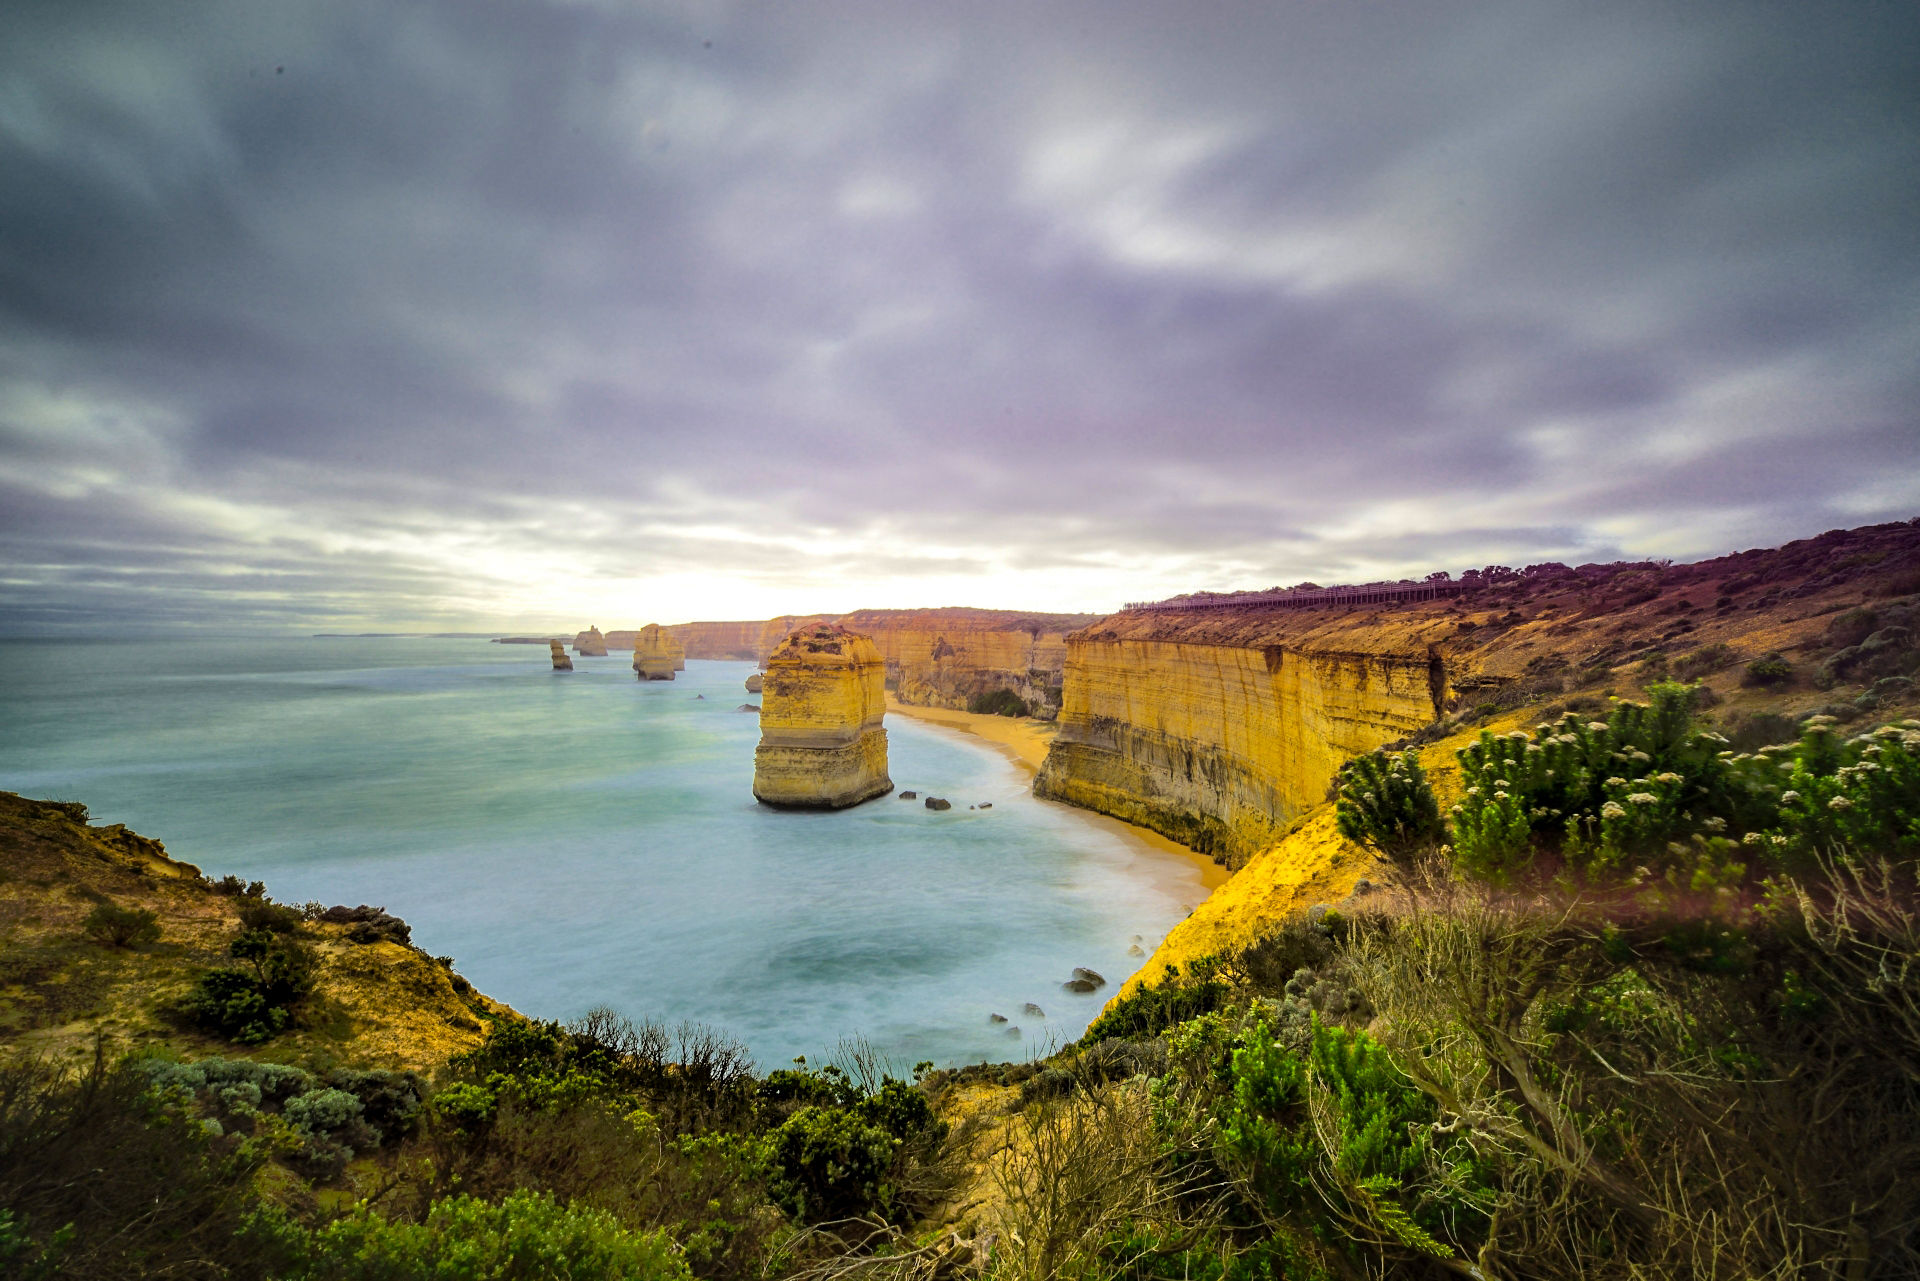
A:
0 791 514 1071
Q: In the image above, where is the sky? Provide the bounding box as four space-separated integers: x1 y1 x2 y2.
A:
2 0 1917 633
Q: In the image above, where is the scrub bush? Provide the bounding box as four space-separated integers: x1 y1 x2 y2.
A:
81 902 159 947
967 687 1030 717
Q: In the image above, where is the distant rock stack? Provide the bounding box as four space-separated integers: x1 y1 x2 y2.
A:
549 640 573 671
574 626 608 657
752 624 892 809
744 673 764 694
633 624 677 681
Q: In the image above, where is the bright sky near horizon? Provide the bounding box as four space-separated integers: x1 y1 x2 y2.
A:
3 1 1917 633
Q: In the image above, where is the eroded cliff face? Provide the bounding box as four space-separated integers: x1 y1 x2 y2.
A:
1037 518 1920 873
1036 626 1446 866
838 608 1100 713
753 624 892 809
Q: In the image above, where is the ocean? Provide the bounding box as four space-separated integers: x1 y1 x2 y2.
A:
0 637 1209 1068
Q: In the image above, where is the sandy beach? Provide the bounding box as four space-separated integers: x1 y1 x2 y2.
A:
885 694 1230 892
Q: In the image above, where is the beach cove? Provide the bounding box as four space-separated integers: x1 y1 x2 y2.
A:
0 636 1215 1067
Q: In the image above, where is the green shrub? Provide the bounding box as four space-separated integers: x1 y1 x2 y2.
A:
236 896 306 933
1674 643 1734 679
81 902 159 948
242 1189 690 1281
1333 750 1444 867
765 1105 898 1223
182 929 319 1044
1743 653 1794 687
1081 958 1231 1044
967 687 1030 717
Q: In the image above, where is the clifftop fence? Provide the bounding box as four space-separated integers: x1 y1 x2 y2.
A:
1123 579 1463 613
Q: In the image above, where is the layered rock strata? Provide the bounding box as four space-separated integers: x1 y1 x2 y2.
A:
660 608 1099 709
549 640 573 671
632 625 677 681
573 627 608 656
1038 517 1920 872
1036 619 1444 867
753 624 892 809
668 635 687 671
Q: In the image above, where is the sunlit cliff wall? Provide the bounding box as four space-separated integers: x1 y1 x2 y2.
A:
753 624 892 809
1035 612 1451 868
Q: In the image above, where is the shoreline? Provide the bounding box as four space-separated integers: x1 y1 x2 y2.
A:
884 695 1230 892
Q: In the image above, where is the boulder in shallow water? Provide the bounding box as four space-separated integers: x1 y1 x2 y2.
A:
1062 978 1097 994
745 673 763 693
736 704 760 712
1127 943 1144 956
924 797 951 811
1022 1002 1045 1017
1073 967 1107 988
978 802 992 809
899 791 917 800
989 1013 1008 1024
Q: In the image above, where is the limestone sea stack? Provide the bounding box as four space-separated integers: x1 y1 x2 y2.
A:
668 635 687 671
752 624 892 809
574 626 608 656
633 624 677 680
549 640 573 671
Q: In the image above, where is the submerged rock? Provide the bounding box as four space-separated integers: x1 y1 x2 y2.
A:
1022 1002 1046 1017
978 802 992 809
752 624 893 809
1073 967 1107 988
899 791 917 800
1127 943 1144 956
633 624 677 680
990 1013 1008 1024
1062 978 1097 994
736 704 760 713
924 797 952 811
549 640 573 671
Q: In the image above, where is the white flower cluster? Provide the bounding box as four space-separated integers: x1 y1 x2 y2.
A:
1601 801 1627 819
1626 793 1658 806
1780 791 1801 804
1829 796 1854 810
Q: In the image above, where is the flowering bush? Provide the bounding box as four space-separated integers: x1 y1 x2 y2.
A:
1334 749 1445 867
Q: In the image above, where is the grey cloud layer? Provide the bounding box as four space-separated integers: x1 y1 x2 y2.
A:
2 0 1916 628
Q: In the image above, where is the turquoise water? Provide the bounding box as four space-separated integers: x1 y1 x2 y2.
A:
0 637 1205 1068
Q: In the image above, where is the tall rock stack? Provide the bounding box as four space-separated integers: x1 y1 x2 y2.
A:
667 635 687 671
752 624 892 809
549 640 573 671
574 627 608 656
633 624 677 681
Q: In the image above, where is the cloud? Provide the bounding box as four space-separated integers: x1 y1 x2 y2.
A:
1 0 1915 630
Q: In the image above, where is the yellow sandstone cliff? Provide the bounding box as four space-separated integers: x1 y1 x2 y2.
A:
632 624 677 681
1041 519 1920 874
573 626 608 656
752 624 893 809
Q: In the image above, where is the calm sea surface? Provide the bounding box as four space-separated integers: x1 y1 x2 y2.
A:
0 637 1206 1068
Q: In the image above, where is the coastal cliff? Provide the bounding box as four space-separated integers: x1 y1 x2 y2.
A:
1042 518 1920 871
753 624 893 809
0 792 512 1070
573 626 608 656
657 608 1098 710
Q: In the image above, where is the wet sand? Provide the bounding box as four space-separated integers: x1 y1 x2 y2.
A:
885 695 1230 892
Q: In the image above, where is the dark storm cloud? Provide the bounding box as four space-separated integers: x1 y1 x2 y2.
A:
1 0 1916 628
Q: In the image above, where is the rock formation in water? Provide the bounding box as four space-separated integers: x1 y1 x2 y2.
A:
632 625 677 681
549 640 573 671
752 624 892 809
668 635 687 671
744 673 763 693
574 627 608 657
